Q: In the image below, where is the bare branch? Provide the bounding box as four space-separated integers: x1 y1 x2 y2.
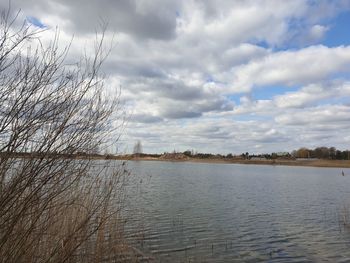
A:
0 9 132 263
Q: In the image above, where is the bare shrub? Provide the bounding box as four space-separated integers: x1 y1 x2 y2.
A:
0 8 135 263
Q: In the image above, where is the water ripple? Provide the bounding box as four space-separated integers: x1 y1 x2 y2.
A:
123 161 350 262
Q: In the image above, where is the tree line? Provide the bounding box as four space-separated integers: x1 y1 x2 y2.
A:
292 147 350 160
132 141 349 160
181 147 350 160
137 148 350 160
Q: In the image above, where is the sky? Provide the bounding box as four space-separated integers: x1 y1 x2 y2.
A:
2 0 350 154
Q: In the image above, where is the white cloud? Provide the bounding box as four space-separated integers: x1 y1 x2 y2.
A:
230 45 350 92
309 25 329 41
3 0 350 153
275 105 350 125
275 81 350 108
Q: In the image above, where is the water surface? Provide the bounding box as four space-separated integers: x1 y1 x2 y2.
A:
124 161 350 262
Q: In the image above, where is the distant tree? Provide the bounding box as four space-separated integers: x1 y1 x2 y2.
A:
133 140 143 156
264 154 272 159
241 152 249 159
340 150 350 160
329 147 336 159
183 150 192 157
336 150 343 160
313 147 330 159
296 148 310 158
293 147 350 160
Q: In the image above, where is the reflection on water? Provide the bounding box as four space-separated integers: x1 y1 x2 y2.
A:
123 161 350 262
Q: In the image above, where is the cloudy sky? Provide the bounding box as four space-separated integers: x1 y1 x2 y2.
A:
4 0 350 154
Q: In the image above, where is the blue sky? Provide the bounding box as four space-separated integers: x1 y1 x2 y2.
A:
5 0 350 154
323 11 350 47
26 16 46 28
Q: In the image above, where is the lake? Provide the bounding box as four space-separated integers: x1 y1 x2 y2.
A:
123 161 350 262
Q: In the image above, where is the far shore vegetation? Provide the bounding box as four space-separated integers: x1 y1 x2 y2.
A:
8 145 347 168
120 146 350 168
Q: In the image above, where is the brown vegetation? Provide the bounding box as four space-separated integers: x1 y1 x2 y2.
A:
0 9 139 263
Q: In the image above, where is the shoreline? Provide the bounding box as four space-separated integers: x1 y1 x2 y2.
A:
120 157 350 168
2 152 349 168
